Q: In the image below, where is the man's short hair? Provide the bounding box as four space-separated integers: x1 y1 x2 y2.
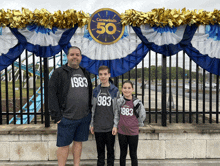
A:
98 65 110 74
67 46 82 55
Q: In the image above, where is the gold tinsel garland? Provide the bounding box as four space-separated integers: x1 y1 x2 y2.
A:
0 8 90 29
0 7 220 29
121 8 220 27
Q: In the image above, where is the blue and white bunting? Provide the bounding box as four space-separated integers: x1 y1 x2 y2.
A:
68 26 149 77
1 21 220 77
133 24 198 56
10 25 78 58
0 27 25 71
185 24 220 75
0 27 19 55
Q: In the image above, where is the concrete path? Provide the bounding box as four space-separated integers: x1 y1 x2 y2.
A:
1 159 220 166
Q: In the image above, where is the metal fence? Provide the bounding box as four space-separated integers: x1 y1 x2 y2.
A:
0 49 219 127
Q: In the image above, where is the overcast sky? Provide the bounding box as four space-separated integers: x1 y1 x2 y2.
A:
1 0 220 14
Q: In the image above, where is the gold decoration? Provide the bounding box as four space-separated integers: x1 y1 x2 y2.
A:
121 8 220 27
0 8 90 29
0 8 220 29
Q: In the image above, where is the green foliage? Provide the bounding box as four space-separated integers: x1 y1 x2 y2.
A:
119 66 197 80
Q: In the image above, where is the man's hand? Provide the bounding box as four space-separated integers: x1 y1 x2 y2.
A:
57 120 61 124
112 127 117 135
90 126 94 135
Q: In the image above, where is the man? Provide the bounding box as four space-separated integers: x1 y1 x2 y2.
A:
48 46 92 166
90 65 119 166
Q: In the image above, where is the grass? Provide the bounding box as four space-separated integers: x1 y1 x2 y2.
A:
1 80 42 100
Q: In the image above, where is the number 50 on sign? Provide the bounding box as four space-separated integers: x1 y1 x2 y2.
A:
88 8 125 45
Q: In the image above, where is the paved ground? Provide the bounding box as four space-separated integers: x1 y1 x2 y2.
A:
2 159 220 166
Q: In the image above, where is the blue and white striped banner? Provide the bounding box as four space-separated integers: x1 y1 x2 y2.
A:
1 22 220 76
68 26 149 77
185 24 220 75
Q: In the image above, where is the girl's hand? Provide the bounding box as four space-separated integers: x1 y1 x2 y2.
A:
90 126 94 135
112 127 117 135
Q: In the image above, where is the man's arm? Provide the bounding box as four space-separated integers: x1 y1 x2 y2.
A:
90 97 95 126
48 69 62 123
90 89 96 134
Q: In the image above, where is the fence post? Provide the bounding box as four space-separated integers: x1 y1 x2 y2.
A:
114 77 119 88
44 58 50 127
162 54 167 126
0 79 2 124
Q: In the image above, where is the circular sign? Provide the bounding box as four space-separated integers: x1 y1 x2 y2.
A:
88 8 125 45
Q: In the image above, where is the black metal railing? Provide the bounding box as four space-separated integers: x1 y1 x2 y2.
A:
0 50 219 127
